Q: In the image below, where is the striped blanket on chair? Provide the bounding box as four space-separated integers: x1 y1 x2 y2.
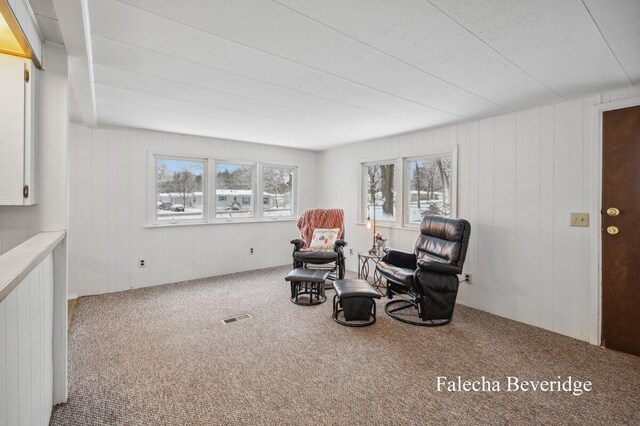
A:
296 209 345 249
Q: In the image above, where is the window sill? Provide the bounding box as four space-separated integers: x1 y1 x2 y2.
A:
146 217 297 228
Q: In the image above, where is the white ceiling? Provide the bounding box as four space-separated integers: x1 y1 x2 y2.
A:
51 0 640 149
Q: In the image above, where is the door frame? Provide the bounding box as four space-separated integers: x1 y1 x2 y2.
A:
590 94 640 346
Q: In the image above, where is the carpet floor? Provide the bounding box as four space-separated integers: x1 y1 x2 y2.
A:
51 266 640 425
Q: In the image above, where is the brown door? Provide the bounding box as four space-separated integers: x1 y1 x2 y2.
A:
602 105 640 356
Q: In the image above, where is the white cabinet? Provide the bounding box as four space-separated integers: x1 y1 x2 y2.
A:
0 54 37 205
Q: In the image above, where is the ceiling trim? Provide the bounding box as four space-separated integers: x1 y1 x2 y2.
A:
54 0 97 125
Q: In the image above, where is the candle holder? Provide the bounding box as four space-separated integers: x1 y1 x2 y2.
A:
366 204 377 255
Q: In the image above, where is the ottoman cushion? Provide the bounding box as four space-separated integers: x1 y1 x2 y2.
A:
285 268 331 283
333 279 381 299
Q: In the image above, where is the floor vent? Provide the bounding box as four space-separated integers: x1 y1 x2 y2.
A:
221 314 252 324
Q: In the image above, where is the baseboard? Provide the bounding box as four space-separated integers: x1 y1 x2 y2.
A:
67 293 77 301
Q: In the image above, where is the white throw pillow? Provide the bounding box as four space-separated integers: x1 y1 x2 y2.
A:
309 228 340 252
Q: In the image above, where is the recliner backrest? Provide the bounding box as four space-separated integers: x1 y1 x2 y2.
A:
296 209 345 248
415 215 471 269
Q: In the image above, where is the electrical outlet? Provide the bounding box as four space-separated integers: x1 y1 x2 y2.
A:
349 248 353 255
250 248 254 254
464 273 472 284
139 259 145 268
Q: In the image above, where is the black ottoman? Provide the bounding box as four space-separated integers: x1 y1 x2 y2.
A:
285 268 331 305
332 279 381 326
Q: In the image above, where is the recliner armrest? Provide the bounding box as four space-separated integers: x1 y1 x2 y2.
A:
290 239 305 250
335 239 347 247
383 249 416 270
417 258 462 275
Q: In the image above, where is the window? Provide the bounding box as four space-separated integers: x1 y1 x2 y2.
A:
151 155 298 225
155 157 205 223
215 162 255 219
362 161 396 222
262 165 295 218
360 151 456 228
405 153 455 223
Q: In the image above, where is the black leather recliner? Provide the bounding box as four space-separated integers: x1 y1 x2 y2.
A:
376 215 471 326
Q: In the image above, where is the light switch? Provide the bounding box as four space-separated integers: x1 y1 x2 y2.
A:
570 213 589 227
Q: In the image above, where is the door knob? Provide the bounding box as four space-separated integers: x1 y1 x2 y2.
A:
607 226 619 235
606 207 620 217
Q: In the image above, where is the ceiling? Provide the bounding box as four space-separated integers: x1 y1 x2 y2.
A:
28 0 63 45
36 0 640 150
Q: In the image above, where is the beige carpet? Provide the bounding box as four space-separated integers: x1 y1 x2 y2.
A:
51 266 640 425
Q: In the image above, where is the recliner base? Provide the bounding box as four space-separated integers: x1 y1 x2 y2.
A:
290 281 327 306
384 299 451 327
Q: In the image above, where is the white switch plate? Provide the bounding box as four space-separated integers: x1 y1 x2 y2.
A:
570 213 589 227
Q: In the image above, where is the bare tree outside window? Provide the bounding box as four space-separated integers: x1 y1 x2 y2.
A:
364 162 395 222
263 166 295 217
406 154 453 222
216 163 254 218
155 158 205 222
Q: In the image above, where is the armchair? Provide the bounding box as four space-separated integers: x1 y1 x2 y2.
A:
376 215 471 326
291 209 348 280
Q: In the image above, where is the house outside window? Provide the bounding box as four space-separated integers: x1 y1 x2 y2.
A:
215 162 255 219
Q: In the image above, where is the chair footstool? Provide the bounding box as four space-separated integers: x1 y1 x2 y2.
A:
285 268 331 305
332 279 381 327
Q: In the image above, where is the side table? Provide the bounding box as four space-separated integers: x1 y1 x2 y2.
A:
357 252 385 294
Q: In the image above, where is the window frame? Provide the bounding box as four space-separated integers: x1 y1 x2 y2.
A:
260 163 298 221
148 151 300 227
213 159 257 223
360 158 401 225
151 153 208 226
403 148 458 228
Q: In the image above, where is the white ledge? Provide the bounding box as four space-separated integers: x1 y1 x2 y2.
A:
0 231 66 302
145 218 296 228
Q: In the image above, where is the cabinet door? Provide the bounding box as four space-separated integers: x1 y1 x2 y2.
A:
23 59 37 205
0 54 26 205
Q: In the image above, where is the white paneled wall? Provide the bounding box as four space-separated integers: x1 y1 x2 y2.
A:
68 86 640 343
0 207 37 256
0 43 69 255
68 124 317 297
318 88 640 343
0 253 54 426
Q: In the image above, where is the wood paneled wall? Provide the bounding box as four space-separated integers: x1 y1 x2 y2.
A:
318 88 640 343
68 124 317 297
0 253 54 426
